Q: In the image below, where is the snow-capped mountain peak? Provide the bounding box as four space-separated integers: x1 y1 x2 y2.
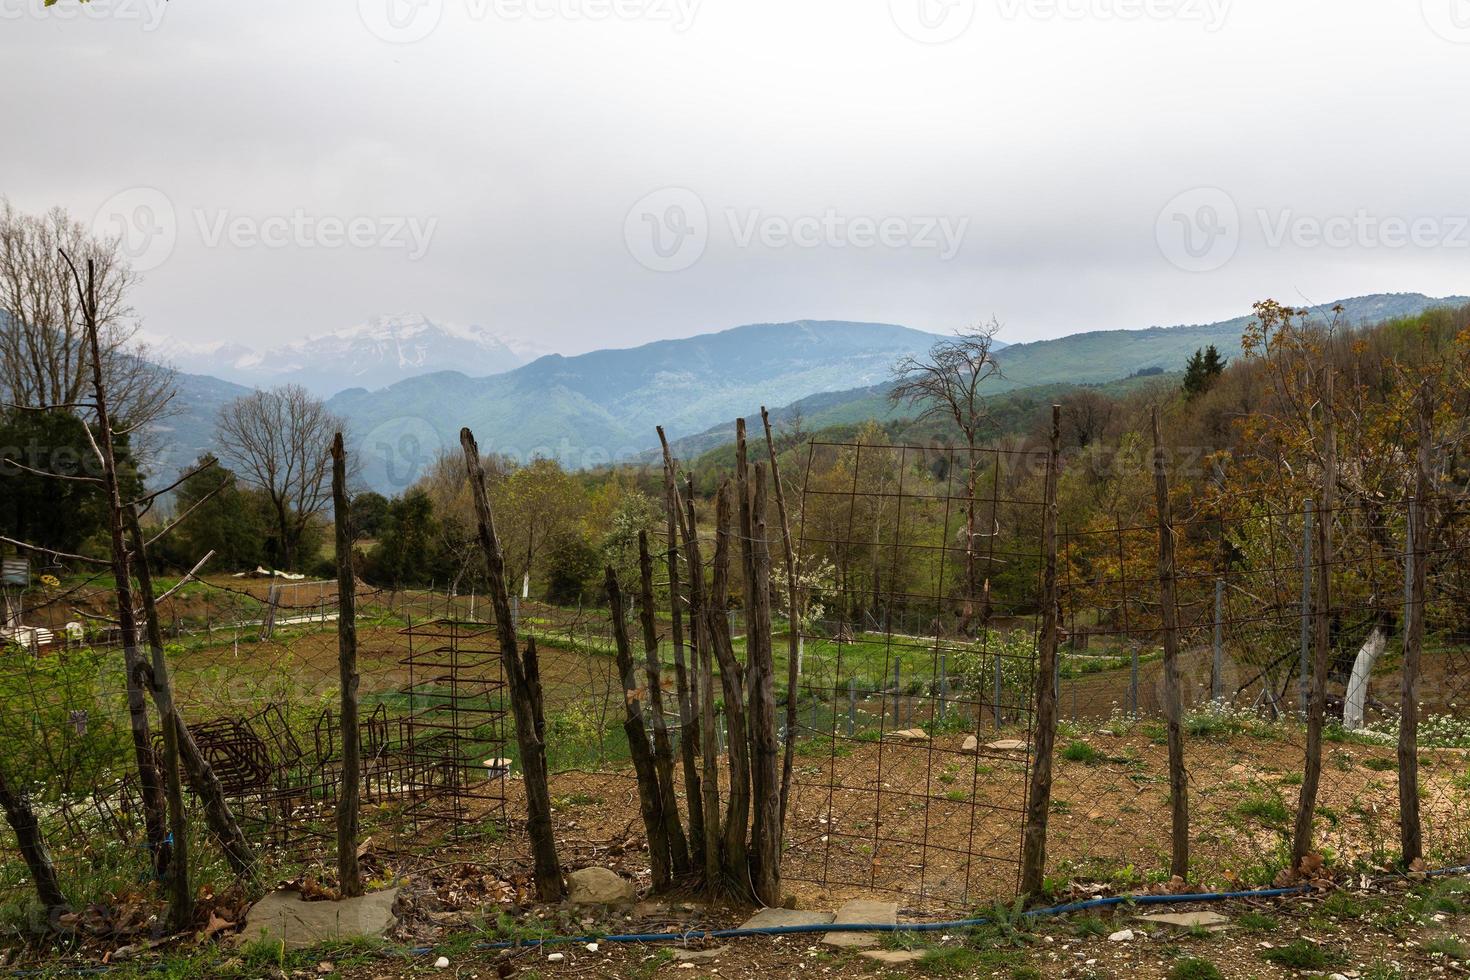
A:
143 315 541 394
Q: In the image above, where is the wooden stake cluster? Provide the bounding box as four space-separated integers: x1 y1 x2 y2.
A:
643 421 784 902
1398 386 1432 866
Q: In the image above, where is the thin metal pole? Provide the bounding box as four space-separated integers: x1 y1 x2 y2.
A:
1300 500 1314 716
993 654 1002 729
1212 578 1224 702
847 678 857 737
938 653 948 722
893 658 902 728
1130 645 1139 717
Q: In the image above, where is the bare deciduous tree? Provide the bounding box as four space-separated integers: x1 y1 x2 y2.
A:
0 200 175 444
215 384 344 570
891 320 1003 632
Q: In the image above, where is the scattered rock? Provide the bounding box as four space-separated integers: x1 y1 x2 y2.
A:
672 945 730 963
239 888 400 951
860 949 925 965
565 867 635 906
738 908 834 929
585 942 599 952
433 956 450 969
961 735 979 754
888 728 929 742
822 899 899 949
547 952 564 963
1107 929 1134 942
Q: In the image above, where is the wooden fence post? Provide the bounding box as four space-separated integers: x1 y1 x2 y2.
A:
0 768 67 916
746 463 782 907
707 482 751 897
1151 407 1190 882
331 433 363 898
1020 405 1062 898
460 428 564 901
1292 372 1336 871
682 474 724 891
760 407 803 835
1399 388 1431 866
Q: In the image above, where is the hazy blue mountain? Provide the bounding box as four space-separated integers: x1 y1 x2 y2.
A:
329 320 951 492
137 293 1466 492
653 293 1469 462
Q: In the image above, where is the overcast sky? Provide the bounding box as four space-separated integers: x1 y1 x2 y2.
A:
4 0 1470 355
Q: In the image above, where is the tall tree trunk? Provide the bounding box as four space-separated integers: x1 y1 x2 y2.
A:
0 765 68 918
638 531 691 877
1020 406 1062 898
71 255 168 876
123 510 191 930
707 482 751 897
1292 372 1336 870
760 408 802 834
331 433 363 898
745 464 781 906
459 428 563 901
1151 408 1190 881
607 567 674 891
656 427 704 876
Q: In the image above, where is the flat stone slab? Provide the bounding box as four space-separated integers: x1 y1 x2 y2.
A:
987 739 1029 752
738 908 834 929
1136 910 1231 932
241 888 400 950
860 949 925 965
887 728 929 741
672 945 730 963
822 899 898 948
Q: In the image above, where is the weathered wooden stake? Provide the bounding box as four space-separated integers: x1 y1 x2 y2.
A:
607 566 674 891
1292 370 1336 871
760 408 802 834
0 767 68 916
1399 388 1431 866
123 510 191 929
1020 405 1062 898
707 482 751 896
655 428 705 874
746 463 781 906
1151 407 1190 881
681 474 724 891
460 427 563 901
331 433 363 898
638 531 691 877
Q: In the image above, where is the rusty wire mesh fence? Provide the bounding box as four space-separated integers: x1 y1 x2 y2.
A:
2 459 1470 921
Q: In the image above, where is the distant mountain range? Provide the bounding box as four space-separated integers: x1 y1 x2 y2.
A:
142 314 537 396
134 292 1467 493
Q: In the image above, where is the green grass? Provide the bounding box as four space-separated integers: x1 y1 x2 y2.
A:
1072 916 1110 938
1236 911 1278 932
1061 741 1104 764
1260 939 1338 970
1234 793 1291 827
1423 934 1470 960
1168 958 1224 980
